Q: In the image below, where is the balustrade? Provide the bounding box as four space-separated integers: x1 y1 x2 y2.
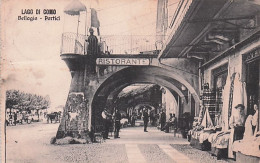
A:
60 33 158 55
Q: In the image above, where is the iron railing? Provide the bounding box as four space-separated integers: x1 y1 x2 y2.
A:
61 32 87 55
101 35 157 54
60 33 160 55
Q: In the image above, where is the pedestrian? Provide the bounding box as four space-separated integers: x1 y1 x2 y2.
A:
160 110 166 131
172 114 177 136
150 111 155 126
142 108 149 132
6 114 9 126
113 108 121 138
25 112 29 123
18 112 23 124
14 112 17 126
102 108 112 139
131 111 137 127
164 113 174 133
9 113 13 126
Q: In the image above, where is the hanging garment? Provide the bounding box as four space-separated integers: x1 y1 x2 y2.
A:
232 73 247 115
228 73 236 121
242 82 247 115
201 108 213 128
214 113 222 127
222 73 231 131
243 115 254 140
252 110 259 135
198 106 205 125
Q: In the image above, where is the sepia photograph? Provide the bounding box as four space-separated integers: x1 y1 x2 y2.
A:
1 0 260 162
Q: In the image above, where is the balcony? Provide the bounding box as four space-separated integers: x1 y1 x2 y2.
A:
60 32 87 55
60 32 160 55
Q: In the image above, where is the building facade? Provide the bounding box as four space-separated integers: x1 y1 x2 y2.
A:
157 0 260 161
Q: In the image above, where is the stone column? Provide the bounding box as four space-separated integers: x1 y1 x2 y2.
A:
56 55 98 139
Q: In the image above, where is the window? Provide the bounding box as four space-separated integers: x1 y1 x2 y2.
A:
212 64 228 90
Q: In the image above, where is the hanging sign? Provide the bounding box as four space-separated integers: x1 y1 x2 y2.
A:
96 58 150 66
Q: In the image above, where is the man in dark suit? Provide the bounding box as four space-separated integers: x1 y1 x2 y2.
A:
102 108 112 139
160 110 166 131
143 108 149 132
86 28 99 74
114 108 121 138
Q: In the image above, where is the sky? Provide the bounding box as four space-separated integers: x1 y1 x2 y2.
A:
1 0 159 109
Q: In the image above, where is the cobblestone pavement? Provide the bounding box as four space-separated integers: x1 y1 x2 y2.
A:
6 123 234 163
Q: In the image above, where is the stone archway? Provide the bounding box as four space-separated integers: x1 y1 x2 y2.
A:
56 55 200 139
91 66 199 132
133 103 156 112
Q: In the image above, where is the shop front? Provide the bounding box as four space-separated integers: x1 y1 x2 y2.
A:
189 35 260 161
156 0 260 161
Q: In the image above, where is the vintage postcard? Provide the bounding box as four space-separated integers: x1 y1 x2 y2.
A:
1 0 260 162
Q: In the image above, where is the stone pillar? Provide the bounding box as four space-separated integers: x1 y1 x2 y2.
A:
56 55 98 139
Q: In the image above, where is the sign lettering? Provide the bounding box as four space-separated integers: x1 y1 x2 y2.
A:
96 58 150 66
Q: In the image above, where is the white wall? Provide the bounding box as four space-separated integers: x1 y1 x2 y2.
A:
162 87 178 120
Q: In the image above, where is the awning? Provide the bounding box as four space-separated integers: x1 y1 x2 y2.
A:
158 0 260 59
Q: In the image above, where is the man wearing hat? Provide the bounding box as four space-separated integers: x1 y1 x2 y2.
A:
102 108 112 139
113 108 121 138
228 104 246 158
229 104 246 129
86 28 99 74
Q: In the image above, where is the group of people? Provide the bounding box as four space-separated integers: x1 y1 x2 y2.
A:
6 112 19 126
6 111 45 126
129 112 137 127
229 104 259 140
101 108 122 139
101 106 179 140
159 110 178 134
141 107 178 134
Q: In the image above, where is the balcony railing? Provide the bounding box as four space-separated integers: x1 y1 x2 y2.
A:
61 32 87 55
60 32 160 55
101 35 157 55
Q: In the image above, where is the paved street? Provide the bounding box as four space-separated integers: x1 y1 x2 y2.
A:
6 123 233 163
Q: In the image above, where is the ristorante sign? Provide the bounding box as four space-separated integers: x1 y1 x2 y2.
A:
96 58 150 66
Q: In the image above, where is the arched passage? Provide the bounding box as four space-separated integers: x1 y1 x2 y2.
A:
133 103 156 112
91 66 199 132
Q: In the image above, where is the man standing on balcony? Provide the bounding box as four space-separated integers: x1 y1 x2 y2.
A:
86 28 99 74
